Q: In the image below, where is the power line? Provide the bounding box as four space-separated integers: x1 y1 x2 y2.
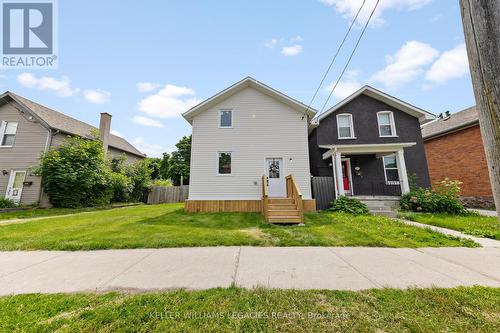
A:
317 0 381 118
301 0 367 120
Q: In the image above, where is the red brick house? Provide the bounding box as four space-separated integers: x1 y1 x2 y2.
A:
421 106 494 208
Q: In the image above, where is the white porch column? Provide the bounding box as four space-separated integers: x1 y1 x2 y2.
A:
396 149 410 194
334 151 345 197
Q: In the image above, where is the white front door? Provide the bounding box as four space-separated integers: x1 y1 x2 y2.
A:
5 170 26 203
266 158 285 197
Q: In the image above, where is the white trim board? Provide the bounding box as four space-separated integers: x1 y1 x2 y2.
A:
321 142 416 159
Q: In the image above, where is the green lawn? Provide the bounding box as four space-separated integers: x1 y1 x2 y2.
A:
399 212 500 240
0 204 476 250
1 287 499 332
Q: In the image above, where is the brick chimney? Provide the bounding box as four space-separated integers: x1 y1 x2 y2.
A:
99 112 112 154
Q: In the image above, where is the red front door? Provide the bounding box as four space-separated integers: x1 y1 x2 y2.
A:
341 160 350 191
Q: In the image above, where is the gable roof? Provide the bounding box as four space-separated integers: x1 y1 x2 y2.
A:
0 91 145 157
182 76 316 123
312 85 435 125
421 106 478 140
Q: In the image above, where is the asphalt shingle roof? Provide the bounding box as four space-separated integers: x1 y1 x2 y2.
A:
8 92 145 157
421 106 478 140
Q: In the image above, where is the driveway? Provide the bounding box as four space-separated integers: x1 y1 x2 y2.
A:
1 246 500 295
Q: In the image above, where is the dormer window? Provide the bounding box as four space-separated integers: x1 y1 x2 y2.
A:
219 110 232 128
0 121 18 147
377 111 396 137
336 114 355 139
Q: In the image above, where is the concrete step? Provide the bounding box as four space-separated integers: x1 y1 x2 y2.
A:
268 210 300 217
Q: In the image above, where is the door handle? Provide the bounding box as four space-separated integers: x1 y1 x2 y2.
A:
266 177 269 186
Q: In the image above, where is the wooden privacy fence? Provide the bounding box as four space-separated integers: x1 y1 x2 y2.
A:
147 185 189 204
311 177 335 210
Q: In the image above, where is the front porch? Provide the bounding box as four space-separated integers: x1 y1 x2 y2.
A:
321 143 416 199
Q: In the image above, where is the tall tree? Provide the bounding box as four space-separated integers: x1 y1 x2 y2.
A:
159 152 170 180
168 135 191 185
460 0 500 221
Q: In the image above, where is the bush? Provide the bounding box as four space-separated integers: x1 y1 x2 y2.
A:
38 135 113 208
152 179 173 187
329 196 370 215
110 172 133 202
125 159 152 202
400 178 466 215
0 197 16 208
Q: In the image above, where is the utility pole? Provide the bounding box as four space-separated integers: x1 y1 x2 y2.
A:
460 0 500 221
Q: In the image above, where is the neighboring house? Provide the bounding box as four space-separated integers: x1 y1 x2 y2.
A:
309 86 435 210
422 106 494 208
0 91 145 206
182 77 316 223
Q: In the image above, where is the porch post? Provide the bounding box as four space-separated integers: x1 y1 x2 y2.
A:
334 151 345 197
396 149 410 194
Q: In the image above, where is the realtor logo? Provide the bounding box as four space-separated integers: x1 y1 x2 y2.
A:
1 0 58 68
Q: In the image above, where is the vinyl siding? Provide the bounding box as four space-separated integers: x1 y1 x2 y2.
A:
189 86 312 200
0 103 49 205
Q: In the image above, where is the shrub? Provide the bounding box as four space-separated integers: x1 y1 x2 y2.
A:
125 159 152 202
329 196 370 215
0 197 16 208
400 179 466 215
110 172 133 202
38 135 113 208
152 179 173 187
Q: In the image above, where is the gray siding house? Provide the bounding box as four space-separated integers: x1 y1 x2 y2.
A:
0 91 145 206
309 86 435 209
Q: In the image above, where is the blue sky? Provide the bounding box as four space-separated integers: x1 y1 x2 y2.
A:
0 0 474 157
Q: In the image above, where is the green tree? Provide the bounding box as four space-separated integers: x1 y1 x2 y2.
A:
159 152 170 180
168 135 191 185
38 135 113 208
125 159 152 201
146 157 161 180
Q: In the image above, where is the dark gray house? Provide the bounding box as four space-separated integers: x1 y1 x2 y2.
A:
309 86 435 209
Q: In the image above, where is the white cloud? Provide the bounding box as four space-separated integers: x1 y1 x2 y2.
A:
320 0 431 26
281 44 303 56
136 82 161 93
425 43 469 84
17 73 78 97
264 38 279 48
110 130 123 138
83 89 110 104
325 70 363 99
131 115 164 128
371 40 439 88
137 84 200 118
132 137 165 157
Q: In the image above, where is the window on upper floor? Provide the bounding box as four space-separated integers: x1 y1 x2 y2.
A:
0 121 18 147
377 111 397 137
219 110 233 128
383 154 400 185
336 114 355 139
218 152 232 175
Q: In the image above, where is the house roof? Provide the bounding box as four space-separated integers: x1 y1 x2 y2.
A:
0 91 145 157
182 76 317 123
421 106 478 140
312 85 435 125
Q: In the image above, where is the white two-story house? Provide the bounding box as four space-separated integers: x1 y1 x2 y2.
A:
182 77 316 223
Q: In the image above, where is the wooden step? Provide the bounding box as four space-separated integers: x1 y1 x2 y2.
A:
268 204 297 210
268 216 302 224
268 198 295 204
268 209 300 216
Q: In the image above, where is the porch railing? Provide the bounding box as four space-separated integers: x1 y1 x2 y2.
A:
285 174 304 223
261 175 269 222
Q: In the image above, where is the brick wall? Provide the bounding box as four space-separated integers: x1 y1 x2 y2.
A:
424 125 492 197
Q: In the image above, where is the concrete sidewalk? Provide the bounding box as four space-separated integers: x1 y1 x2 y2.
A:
1 246 500 295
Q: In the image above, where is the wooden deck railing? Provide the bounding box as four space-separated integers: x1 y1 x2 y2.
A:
261 175 269 222
285 174 304 223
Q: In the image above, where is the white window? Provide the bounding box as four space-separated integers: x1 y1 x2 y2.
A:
0 121 18 147
218 152 232 175
219 110 232 128
383 155 400 185
336 114 355 139
377 111 396 137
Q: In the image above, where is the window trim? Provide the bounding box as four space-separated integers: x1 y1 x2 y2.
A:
377 111 397 137
0 121 18 148
382 154 400 185
217 151 232 176
336 113 356 139
218 109 233 128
